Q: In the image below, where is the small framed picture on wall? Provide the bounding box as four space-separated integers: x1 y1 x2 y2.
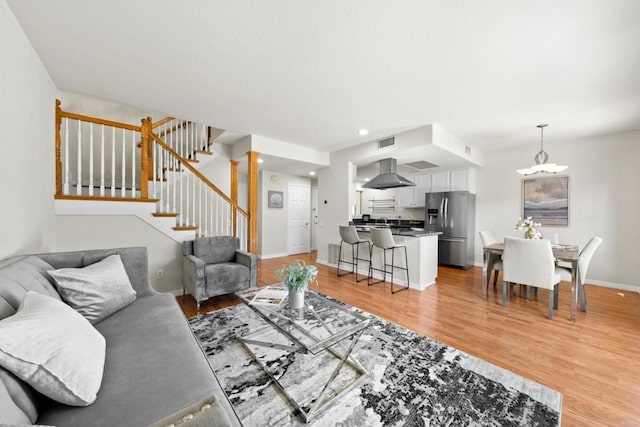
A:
268 190 284 209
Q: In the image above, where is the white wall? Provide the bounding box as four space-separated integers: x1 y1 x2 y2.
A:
0 1 57 257
316 156 354 263
475 130 640 288
60 91 165 125
55 216 182 293
258 170 311 258
199 155 231 194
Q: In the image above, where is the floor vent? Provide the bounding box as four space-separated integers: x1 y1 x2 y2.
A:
378 137 395 149
328 243 340 265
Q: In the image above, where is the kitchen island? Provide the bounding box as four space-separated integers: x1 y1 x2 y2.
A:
353 225 440 291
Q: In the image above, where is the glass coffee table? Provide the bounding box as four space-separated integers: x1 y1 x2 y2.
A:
237 284 370 423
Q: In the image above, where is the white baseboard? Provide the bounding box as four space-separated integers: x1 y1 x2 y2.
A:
165 289 186 296
587 280 639 292
258 252 289 260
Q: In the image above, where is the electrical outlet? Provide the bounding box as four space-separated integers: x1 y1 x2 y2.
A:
156 269 164 279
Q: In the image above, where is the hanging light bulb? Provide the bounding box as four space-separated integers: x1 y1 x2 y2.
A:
516 124 568 176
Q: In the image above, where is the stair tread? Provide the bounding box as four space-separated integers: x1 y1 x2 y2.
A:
195 150 213 155
173 225 198 231
152 212 179 217
55 195 159 203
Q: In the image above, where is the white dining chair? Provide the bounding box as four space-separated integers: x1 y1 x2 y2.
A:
557 236 603 312
479 230 503 293
502 237 562 319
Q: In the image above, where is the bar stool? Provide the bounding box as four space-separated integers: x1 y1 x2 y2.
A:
337 226 371 282
368 228 409 294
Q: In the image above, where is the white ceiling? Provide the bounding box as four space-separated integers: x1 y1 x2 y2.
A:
8 0 640 160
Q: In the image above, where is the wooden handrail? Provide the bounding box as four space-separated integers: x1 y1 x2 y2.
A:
152 116 175 128
58 110 141 132
150 133 249 218
55 100 63 195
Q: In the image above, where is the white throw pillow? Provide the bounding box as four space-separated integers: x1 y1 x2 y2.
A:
0 291 106 406
48 254 137 324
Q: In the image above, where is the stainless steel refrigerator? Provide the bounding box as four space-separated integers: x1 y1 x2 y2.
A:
425 191 476 269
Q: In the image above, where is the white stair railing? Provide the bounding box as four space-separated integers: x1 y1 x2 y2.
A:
58 109 142 198
155 119 210 162
150 133 249 250
55 102 250 250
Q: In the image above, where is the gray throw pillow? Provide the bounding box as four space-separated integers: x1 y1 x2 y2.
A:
0 291 106 406
48 254 137 324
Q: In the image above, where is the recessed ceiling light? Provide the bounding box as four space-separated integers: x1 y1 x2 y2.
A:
364 177 370 181
358 129 369 136
309 171 316 176
257 158 264 164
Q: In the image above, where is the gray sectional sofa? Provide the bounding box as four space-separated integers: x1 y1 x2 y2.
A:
0 247 241 427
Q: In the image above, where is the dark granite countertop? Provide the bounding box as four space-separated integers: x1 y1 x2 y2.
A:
354 225 441 237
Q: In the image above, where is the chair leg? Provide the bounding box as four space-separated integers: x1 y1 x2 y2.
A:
578 279 587 312
196 300 201 315
547 290 554 319
493 270 499 287
355 241 370 282
391 246 409 294
502 281 508 307
367 245 380 287
553 285 559 309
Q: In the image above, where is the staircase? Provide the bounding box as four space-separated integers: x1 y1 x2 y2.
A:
54 100 256 251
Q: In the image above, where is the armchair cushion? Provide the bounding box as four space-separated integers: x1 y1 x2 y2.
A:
205 263 251 296
194 237 238 265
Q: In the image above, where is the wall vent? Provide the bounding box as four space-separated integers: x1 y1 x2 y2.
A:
404 160 438 170
378 137 395 149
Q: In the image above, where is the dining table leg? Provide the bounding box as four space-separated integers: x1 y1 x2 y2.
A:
570 260 579 322
484 249 493 298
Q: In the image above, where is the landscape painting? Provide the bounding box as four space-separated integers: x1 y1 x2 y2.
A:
523 176 569 226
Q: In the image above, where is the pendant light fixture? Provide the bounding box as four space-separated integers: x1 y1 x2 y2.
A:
516 124 567 175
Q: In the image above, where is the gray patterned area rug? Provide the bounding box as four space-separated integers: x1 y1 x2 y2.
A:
189 293 561 426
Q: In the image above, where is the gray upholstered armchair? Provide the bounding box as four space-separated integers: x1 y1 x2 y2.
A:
182 236 258 311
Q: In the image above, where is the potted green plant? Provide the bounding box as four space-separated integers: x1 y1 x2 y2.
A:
274 260 319 309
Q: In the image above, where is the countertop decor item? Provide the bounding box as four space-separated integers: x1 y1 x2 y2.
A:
516 124 568 175
515 216 542 239
274 260 318 309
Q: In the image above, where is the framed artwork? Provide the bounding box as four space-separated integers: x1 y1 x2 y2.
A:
522 176 569 226
268 190 284 209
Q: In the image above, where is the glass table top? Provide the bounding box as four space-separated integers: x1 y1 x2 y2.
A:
237 283 370 355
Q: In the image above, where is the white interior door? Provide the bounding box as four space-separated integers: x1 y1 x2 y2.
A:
287 184 311 254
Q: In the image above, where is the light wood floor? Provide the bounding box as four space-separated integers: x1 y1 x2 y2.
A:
177 251 640 426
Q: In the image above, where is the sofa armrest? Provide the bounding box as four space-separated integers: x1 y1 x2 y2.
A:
182 255 206 301
235 250 258 289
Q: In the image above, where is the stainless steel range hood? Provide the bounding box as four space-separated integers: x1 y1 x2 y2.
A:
361 158 416 190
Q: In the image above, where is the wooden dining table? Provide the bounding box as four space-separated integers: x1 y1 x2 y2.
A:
483 243 581 322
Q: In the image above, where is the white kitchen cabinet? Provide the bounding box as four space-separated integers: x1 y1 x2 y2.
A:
449 168 476 193
396 174 431 207
431 171 450 192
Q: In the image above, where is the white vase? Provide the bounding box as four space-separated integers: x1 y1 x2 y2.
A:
288 288 305 309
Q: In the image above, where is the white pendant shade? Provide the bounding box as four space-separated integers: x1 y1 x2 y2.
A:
516 124 567 176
